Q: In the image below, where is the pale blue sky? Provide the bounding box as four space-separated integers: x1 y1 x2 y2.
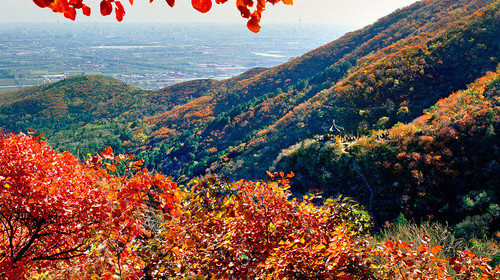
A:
3 0 419 26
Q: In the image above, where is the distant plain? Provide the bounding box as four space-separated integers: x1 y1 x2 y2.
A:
0 23 352 92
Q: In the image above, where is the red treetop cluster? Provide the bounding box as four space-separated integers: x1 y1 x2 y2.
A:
32 0 293 32
0 133 179 279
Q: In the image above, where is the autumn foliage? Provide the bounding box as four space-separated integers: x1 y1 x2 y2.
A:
0 132 107 278
32 0 294 32
0 133 179 279
1 133 499 279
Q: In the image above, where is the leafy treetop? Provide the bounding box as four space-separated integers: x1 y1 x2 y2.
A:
32 0 294 32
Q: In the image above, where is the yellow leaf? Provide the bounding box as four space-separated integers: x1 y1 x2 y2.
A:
316 244 326 250
172 247 181 255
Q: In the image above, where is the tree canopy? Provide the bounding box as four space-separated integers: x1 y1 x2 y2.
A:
32 0 293 32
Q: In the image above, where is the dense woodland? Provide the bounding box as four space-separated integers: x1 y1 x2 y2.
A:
2 0 500 278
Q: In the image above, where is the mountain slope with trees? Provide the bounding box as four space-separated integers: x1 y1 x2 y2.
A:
139 0 500 182
272 67 500 232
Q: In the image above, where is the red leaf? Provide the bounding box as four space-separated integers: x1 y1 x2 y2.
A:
70 0 83 9
100 0 113 16
463 249 475 258
33 0 53 8
192 0 212 13
64 6 77 20
129 0 134 5
82 4 91 16
165 0 175 7
237 0 251 18
115 1 125 21
101 146 114 159
421 234 430 245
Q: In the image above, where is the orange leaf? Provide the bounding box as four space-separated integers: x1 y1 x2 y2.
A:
384 240 394 250
105 163 117 172
172 247 181 255
185 239 196 248
49 0 70 13
170 207 181 216
247 11 261 33
417 244 427 253
431 245 443 255
436 267 445 277
129 0 134 5
192 0 212 13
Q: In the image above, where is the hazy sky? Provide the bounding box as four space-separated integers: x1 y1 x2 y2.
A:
3 0 419 26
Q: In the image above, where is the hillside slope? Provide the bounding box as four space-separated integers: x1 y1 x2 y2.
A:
139 0 500 181
272 67 500 233
0 75 222 155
